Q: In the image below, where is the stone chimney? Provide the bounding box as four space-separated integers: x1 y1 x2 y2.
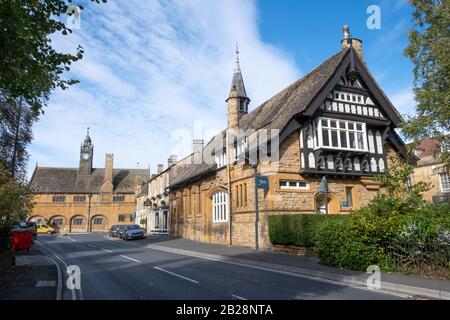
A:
104 154 113 183
168 154 178 167
193 139 204 164
341 25 363 60
134 175 142 196
101 153 114 197
157 164 164 174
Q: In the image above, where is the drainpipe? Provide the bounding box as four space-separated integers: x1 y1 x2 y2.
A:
226 129 233 246
87 194 93 232
252 163 259 251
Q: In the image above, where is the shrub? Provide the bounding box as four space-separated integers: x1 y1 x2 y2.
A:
315 216 388 270
314 156 450 275
268 214 344 247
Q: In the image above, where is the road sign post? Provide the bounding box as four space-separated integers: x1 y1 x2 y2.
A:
319 176 330 215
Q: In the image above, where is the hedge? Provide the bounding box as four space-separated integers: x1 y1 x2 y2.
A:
267 214 345 247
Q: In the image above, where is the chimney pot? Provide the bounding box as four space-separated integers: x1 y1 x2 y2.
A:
168 154 178 167
193 139 204 164
157 164 164 173
341 25 363 60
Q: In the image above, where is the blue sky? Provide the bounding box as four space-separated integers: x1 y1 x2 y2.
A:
28 0 417 178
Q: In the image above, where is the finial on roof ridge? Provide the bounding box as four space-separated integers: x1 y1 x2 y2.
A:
235 42 240 72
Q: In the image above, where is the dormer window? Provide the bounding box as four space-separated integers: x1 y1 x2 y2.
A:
315 117 368 151
215 150 227 168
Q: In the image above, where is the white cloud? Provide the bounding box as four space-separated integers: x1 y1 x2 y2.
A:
389 87 416 117
28 0 301 178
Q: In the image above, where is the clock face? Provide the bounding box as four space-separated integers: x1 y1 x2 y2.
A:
82 153 90 160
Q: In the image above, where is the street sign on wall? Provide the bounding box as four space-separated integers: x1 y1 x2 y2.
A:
256 176 269 190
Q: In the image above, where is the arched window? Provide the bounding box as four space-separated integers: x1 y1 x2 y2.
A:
307 134 314 148
375 131 383 154
354 157 361 171
368 130 375 153
308 152 316 168
379 159 385 172
370 157 378 172
212 192 228 222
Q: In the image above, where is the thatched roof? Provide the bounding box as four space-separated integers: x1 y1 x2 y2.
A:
170 49 349 188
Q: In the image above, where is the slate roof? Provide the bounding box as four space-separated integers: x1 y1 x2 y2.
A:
409 137 443 167
30 167 149 194
229 66 248 99
137 183 149 197
229 47 249 99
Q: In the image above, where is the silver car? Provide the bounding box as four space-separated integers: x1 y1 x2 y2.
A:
120 224 145 241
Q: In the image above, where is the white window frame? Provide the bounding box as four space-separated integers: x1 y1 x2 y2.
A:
215 150 227 168
279 180 309 190
439 172 450 193
314 117 368 152
334 90 364 104
212 192 229 222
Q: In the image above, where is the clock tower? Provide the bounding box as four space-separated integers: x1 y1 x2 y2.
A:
79 128 93 175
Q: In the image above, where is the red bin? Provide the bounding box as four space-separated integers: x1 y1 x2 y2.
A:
11 229 33 253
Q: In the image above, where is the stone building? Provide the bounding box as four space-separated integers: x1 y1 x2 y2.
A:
169 27 413 249
29 130 149 233
135 154 188 234
409 137 450 203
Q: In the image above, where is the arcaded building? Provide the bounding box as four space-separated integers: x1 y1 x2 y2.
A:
29 131 149 233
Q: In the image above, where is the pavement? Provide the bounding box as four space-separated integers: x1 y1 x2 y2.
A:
0 245 59 300
2 233 448 300
133 235 450 300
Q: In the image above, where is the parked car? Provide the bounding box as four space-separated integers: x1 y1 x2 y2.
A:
120 224 145 241
36 224 56 234
109 225 122 238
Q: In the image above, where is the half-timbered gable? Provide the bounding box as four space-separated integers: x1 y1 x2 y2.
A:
169 27 412 249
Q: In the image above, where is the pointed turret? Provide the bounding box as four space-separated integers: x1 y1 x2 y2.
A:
226 44 250 129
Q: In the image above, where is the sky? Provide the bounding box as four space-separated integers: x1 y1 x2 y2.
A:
28 0 417 178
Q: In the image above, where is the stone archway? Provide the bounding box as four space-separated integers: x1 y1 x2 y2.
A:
90 215 107 232
28 215 47 224
49 215 67 232
315 193 333 214
70 215 87 233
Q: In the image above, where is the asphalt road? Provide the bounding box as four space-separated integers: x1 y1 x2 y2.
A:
36 233 405 300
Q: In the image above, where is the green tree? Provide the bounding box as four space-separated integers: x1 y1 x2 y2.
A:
0 162 34 227
0 96 39 178
374 155 431 204
0 0 106 177
402 0 450 165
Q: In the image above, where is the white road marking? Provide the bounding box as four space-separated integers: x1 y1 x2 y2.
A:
231 294 247 300
103 249 113 253
120 255 142 263
154 266 199 284
35 240 81 300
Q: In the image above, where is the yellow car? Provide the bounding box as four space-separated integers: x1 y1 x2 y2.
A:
36 224 56 234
